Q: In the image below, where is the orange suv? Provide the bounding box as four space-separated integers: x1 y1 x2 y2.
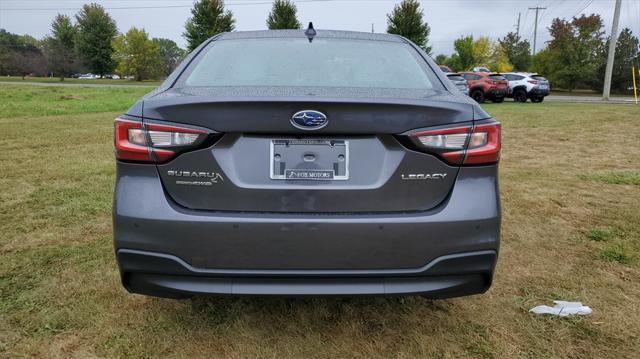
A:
460 72 509 103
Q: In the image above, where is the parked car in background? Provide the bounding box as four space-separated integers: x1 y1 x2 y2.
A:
503 72 550 103
78 73 99 79
438 65 453 72
113 29 501 299
460 72 509 103
472 66 491 73
445 72 469 95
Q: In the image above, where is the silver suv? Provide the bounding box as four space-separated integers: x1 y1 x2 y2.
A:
503 72 550 103
445 72 469 95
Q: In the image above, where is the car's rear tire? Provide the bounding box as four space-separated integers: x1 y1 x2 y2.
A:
513 89 528 102
531 96 544 103
471 90 485 103
491 97 504 103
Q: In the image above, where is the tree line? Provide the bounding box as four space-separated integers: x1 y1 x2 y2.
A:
0 0 638 91
0 3 185 81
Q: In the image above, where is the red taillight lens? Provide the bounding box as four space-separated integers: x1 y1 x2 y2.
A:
463 122 501 165
528 80 538 84
114 118 208 163
407 120 501 166
114 119 152 161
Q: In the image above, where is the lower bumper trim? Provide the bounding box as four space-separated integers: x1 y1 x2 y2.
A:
127 273 487 298
117 249 497 298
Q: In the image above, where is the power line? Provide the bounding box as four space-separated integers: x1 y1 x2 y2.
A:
570 0 595 18
0 0 335 11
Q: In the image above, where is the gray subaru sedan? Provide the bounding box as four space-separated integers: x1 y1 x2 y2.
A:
113 29 501 298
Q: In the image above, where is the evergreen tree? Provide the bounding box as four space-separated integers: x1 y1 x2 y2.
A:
75 3 118 77
386 0 431 54
184 0 235 51
593 28 640 92
267 0 301 30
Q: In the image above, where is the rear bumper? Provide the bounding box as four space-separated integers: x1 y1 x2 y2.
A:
487 88 507 98
113 163 500 297
529 88 550 97
119 249 496 298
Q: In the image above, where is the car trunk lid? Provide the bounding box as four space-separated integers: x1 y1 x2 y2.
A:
141 88 475 213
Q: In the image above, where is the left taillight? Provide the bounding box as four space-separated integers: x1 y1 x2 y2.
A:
114 118 209 163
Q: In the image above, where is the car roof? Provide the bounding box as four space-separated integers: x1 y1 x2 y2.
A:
504 72 539 76
216 29 405 43
460 71 500 76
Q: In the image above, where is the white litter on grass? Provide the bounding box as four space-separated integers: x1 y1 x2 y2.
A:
530 301 592 316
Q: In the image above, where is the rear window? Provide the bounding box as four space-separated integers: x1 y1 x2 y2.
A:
447 75 465 82
531 75 547 81
181 38 437 90
489 75 507 81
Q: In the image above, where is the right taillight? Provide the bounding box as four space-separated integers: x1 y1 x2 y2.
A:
463 121 501 165
406 120 501 166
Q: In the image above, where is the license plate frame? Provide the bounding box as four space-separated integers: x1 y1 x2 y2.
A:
269 139 349 181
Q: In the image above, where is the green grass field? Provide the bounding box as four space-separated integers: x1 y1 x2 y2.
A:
1 84 639 358
0 76 161 87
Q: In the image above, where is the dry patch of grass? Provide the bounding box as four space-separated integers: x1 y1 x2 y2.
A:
1 86 639 358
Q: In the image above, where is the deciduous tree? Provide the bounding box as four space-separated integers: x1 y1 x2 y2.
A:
184 0 235 51
498 32 531 71
44 14 79 81
472 36 491 66
386 0 431 54
267 0 301 30
448 35 474 71
536 14 605 90
0 30 46 78
152 38 186 77
489 43 513 73
75 3 118 77
113 27 161 81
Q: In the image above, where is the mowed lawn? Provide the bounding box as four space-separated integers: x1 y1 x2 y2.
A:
1 84 639 358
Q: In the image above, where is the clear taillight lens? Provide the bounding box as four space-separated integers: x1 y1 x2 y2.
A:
407 120 501 165
417 132 468 149
114 118 209 163
148 131 201 147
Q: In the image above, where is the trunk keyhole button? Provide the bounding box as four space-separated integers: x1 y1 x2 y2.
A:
303 153 316 162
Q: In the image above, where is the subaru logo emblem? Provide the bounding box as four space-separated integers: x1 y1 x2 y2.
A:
291 110 328 130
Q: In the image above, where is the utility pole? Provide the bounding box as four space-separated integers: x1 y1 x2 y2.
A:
371 23 374 33
603 0 622 101
528 6 546 54
516 12 521 37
